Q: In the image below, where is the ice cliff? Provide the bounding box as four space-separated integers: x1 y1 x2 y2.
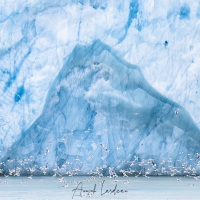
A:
1 0 200 175
2 41 200 175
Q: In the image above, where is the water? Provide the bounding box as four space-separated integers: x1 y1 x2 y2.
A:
0 176 200 200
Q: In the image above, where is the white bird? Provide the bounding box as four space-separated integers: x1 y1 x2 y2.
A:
28 175 33 179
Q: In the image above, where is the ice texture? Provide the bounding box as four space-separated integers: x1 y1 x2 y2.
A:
2 41 200 175
1 0 200 175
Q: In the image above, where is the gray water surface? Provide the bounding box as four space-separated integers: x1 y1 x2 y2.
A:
0 176 200 200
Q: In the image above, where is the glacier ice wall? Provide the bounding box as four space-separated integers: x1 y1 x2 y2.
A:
2 40 200 175
1 0 200 174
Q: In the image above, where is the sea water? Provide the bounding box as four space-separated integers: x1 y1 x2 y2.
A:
0 176 200 200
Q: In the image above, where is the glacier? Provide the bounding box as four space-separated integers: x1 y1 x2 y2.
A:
1 0 200 175
2 40 200 175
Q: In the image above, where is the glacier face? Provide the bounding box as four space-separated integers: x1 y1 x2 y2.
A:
1 0 200 174
2 41 200 175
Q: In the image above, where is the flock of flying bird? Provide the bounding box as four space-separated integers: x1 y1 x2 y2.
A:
1 119 200 188
0 142 200 181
